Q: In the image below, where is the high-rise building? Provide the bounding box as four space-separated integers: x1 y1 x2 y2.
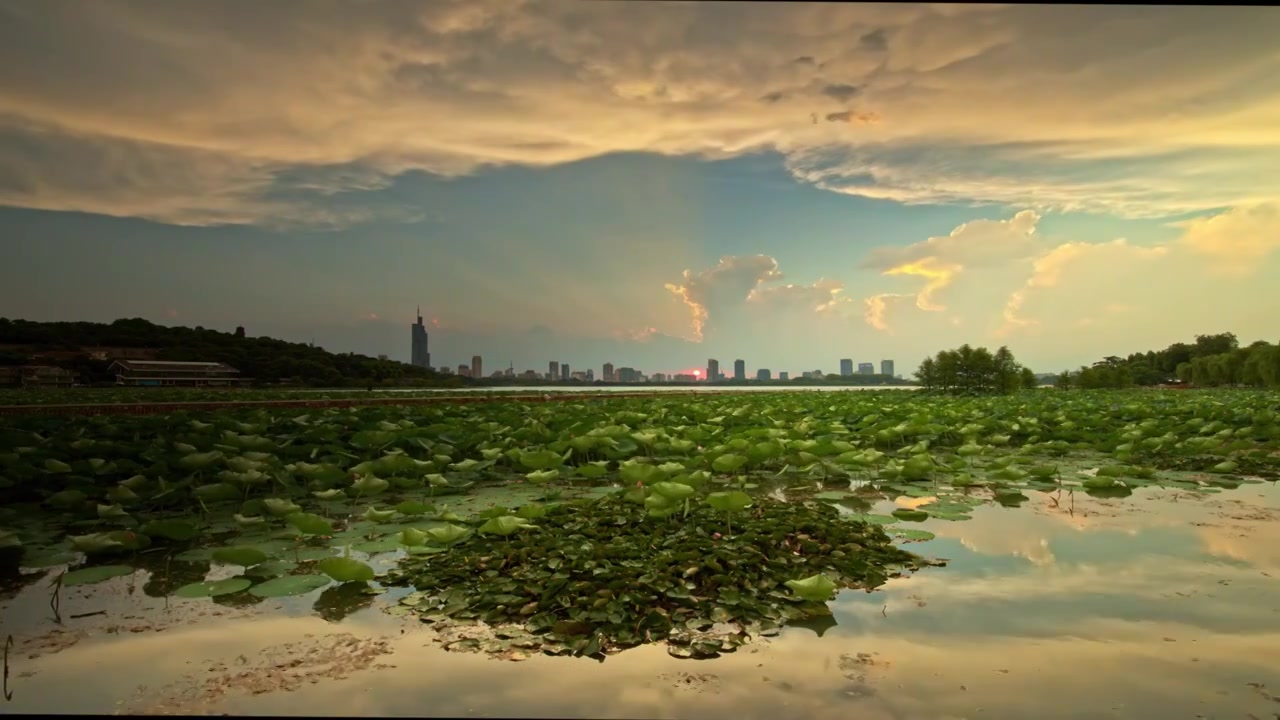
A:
734 359 745 380
840 358 854 376
707 359 720 383
561 363 570 381
457 364 471 377
779 371 789 381
881 359 895 377
617 367 640 383
603 363 614 382
586 369 595 382
858 362 874 375
471 355 483 378
549 361 559 382
756 368 771 380
411 306 431 368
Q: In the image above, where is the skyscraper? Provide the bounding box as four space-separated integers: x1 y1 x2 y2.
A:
586 369 595 382
840 358 854 376
707 358 719 383
881 359 895 377
471 355 482 379
549 361 559 381
561 363 570 381
411 306 430 368
858 362 874 375
779 371 789 381
756 368 771 380
733 359 745 380
603 362 614 382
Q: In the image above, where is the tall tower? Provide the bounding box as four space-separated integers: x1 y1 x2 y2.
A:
411 307 430 368
733 359 745 380
707 358 719 383
561 362 570 381
881 359 895 378
603 362 614 382
471 355 482 379
840 358 853 376
549 361 559 381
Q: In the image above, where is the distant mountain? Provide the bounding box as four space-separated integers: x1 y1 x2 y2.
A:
0 317 458 387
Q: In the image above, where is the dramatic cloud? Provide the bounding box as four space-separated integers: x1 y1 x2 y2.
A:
1178 202 1280 275
863 210 1043 316
665 255 851 341
1 2 1278 224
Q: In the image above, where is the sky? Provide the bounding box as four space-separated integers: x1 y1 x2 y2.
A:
1 1 1279 377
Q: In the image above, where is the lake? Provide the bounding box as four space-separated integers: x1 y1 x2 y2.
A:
5 482 1277 718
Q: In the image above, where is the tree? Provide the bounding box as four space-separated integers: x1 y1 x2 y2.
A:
914 344 1033 396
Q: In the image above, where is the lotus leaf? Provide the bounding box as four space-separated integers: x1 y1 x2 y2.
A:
317 556 376 583
248 574 331 598
263 498 302 515
212 546 269 567
175 577 253 598
286 512 334 536
785 574 838 602
478 516 535 537
425 524 472 545
63 564 135 586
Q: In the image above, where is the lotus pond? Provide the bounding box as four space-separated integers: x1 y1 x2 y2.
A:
2 389 1279 717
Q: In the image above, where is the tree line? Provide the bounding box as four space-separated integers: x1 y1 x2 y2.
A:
914 345 1037 395
1054 332 1280 389
0 318 462 388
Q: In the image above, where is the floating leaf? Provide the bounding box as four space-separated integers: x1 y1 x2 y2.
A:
478 516 535 537
317 556 376 583
248 574 331 598
211 546 269 567
175 577 253 598
286 512 334 536
63 564 135 586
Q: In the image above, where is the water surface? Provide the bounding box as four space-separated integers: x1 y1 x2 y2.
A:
4 483 1278 718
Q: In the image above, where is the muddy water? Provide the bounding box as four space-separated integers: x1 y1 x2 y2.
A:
3 483 1279 719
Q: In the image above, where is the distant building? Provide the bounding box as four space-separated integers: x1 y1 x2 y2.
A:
779 371 789 381
471 355 482 378
653 372 668 382
706 358 719 382
617 366 640 383
560 363 570 381
840 358 854 376
520 370 539 380
234 326 246 338
548 361 559 382
0 365 76 388
411 307 431 369
111 360 243 387
570 371 587 381
458 364 471 377
675 373 700 382
602 362 614 382
489 371 505 379
858 362 874 375
734 359 745 380
439 366 453 375
586 369 595 382
881 359 895 377
377 354 389 361
756 368 771 381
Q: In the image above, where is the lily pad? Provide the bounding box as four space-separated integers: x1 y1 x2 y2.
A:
248 574 332 598
174 577 253 598
62 564 135 586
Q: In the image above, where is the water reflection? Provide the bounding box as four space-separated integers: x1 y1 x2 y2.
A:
2 484 1278 719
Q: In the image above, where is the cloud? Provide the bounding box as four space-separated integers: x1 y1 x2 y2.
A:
1178 202 1280 275
863 292 912 332
665 255 852 341
862 210 1043 320
665 255 783 341
0 3 1278 224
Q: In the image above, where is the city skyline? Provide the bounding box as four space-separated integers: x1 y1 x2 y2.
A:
3 4 1278 373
